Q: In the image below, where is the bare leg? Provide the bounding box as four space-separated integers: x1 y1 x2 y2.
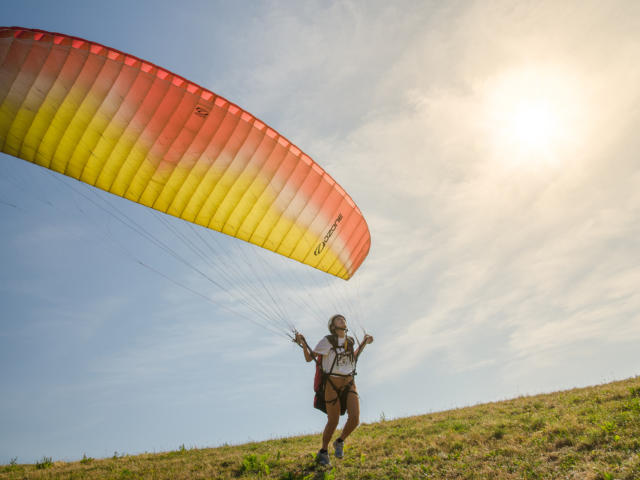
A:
339 385 360 441
322 380 341 450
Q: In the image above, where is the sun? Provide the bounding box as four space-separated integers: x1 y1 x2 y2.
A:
510 99 558 150
482 66 586 167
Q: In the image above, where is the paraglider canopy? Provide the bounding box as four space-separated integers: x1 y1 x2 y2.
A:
0 26 370 280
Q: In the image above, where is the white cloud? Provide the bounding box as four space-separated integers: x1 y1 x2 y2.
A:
290 0 640 388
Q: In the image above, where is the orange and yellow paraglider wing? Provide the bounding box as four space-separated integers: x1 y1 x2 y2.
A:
0 27 370 279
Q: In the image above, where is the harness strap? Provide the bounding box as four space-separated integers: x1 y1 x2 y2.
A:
324 376 358 405
298 333 360 407
325 378 357 400
324 336 356 406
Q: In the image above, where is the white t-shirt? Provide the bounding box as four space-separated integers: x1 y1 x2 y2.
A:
314 336 356 376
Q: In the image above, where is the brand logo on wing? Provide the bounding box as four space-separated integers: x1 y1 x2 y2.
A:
194 105 209 118
314 213 343 256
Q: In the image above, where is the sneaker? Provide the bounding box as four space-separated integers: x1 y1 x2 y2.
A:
316 449 331 466
333 439 344 459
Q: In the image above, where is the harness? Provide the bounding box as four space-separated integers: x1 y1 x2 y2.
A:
313 334 359 415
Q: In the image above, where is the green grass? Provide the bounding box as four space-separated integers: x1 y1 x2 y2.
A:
2 376 639 479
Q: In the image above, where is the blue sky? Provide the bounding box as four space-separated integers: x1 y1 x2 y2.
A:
2 0 640 464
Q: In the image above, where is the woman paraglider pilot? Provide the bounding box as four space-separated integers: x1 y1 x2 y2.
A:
295 314 374 466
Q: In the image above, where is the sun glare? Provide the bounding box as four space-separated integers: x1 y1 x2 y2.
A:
483 67 586 167
511 99 558 149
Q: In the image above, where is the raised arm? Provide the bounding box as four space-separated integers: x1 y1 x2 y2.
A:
295 333 315 363
355 334 374 360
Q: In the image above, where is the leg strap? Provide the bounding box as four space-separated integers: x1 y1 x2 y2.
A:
325 377 355 405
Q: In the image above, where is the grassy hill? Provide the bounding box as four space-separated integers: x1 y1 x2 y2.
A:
2 376 639 480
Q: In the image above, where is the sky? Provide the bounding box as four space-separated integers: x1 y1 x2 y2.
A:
2 0 640 464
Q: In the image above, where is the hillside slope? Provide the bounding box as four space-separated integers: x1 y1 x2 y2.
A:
2 376 639 479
